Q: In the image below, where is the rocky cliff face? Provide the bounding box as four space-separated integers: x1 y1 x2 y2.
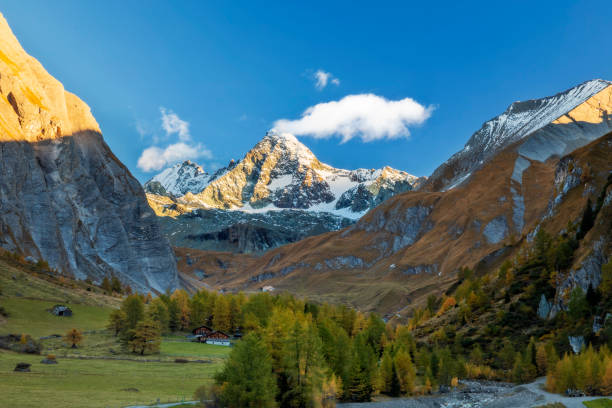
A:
0 14 178 292
145 131 421 252
178 81 612 315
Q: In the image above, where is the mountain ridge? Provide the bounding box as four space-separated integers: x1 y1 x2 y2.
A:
145 131 422 218
176 80 612 317
144 131 423 253
425 79 612 192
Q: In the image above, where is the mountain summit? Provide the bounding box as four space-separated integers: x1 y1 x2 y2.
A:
145 131 422 252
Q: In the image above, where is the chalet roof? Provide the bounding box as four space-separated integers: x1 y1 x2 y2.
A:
192 325 213 334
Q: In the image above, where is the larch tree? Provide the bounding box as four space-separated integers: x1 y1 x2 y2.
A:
65 328 83 348
107 309 127 336
147 298 170 334
128 319 161 355
121 294 145 331
171 289 191 330
394 348 416 394
215 333 277 408
212 295 231 332
281 320 326 407
601 358 612 395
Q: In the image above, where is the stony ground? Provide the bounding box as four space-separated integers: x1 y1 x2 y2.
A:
338 378 606 408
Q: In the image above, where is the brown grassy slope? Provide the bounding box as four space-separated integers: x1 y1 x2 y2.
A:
177 133 612 316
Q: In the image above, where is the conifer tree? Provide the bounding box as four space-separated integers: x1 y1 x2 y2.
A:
215 334 277 408
110 275 122 293
148 298 170 333
601 359 612 395
281 320 325 407
379 347 394 394
171 289 191 330
101 276 112 293
536 343 549 376
107 309 127 336
129 319 161 355
121 294 144 331
389 361 401 397
346 334 376 401
189 296 208 329
395 348 415 394
212 295 231 332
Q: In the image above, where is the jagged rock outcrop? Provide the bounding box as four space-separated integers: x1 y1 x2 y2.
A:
145 131 421 252
0 13 177 292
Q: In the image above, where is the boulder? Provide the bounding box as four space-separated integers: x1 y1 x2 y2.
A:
14 363 31 372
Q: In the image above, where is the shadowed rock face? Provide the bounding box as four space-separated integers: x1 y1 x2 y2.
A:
156 208 354 253
0 13 177 292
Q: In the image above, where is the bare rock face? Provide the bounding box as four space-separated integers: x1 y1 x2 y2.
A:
0 13 177 292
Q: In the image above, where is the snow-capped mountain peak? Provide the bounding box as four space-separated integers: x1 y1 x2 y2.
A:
145 132 422 219
260 130 318 167
146 160 211 197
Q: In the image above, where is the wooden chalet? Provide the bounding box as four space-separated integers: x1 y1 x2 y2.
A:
192 325 214 342
205 331 231 346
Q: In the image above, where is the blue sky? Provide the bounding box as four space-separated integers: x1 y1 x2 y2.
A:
2 1 612 182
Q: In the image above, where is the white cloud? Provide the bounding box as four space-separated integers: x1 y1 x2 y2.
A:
137 107 212 172
137 142 212 172
314 70 340 90
160 107 190 141
273 94 433 142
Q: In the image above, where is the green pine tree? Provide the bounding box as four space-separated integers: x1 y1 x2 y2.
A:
215 333 277 408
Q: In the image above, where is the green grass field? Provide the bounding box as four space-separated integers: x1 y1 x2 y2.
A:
0 348 219 408
161 341 232 359
0 258 230 407
584 399 612 408
0 297 113 337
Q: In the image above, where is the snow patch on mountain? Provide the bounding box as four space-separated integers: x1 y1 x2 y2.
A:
145 131 421 219
148 160 211 196
432 79 612 191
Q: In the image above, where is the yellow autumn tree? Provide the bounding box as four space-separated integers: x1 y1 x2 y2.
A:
171 289 191 330
536 343 548 376
601 358 612 395
64 328 83 348
212 295 231 332
437 296 456 316
395 348 415 394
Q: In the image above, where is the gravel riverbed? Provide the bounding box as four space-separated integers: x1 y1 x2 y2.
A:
338 378 605 408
